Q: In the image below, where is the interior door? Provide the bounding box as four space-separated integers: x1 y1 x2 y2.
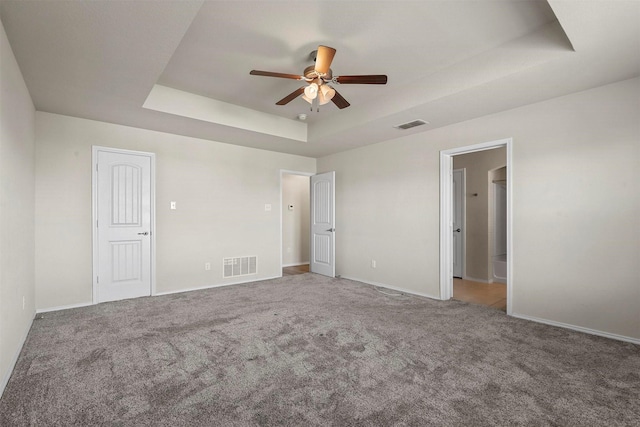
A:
96 149 152 303
452 169 464 278
310 171 335 277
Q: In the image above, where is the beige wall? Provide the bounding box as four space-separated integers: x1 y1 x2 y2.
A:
318 77 640 340
0 20 36 395
454 147 506 281
35 113 315 309
282 174 310 266
318 141 438 297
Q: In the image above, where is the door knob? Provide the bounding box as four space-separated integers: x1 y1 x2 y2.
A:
137 232 149 236
454 228 461 232
326 228 335 232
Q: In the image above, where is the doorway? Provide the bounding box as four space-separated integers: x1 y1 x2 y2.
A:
92 146 156 304
281 172 312 275
280 170 336 278
440 139 512 314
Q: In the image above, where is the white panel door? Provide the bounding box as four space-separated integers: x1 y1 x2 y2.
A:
452 169 464 278
310 171 335 277
96 150 152 303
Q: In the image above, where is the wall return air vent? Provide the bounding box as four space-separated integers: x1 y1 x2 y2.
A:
394 119 429 130
223 256 257 278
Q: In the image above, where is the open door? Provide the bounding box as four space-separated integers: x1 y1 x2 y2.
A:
310 171 335 277
452 169 464 278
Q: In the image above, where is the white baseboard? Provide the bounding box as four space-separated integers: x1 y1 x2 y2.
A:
282 262 309 267
36 276 283 311
340 277 638 345
36 301 93 314
154 275 281 297
339 276 440 300
33 278 638 348
0 314 33 398
511 313 640 345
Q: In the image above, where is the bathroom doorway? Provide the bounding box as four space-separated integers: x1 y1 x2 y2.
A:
440 139 512 314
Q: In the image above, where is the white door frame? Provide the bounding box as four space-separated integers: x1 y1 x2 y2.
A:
92 146 157 304
279 170 314 273
440 138 513 314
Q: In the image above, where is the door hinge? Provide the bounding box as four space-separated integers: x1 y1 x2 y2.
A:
96 220 98 228
96 276 99 284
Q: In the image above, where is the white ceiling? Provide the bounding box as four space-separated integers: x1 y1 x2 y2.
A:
1 0 638 158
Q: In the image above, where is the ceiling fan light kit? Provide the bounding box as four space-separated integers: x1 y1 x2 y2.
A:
250 45 387 111
303 82 319 99
320 84 335 101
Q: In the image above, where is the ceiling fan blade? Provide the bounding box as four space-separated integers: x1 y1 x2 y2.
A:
335 75 388 84
314 45 336 75
250 70 304 80
276 87 306 105
331 90 350 109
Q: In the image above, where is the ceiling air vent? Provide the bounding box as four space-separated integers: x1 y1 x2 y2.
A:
394 119 429 130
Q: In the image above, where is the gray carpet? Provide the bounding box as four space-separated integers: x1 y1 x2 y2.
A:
1 274 638 426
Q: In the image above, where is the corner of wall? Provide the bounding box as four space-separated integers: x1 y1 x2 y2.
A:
0 17 37 398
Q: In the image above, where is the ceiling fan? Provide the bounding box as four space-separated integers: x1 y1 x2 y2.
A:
250 45 387 110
